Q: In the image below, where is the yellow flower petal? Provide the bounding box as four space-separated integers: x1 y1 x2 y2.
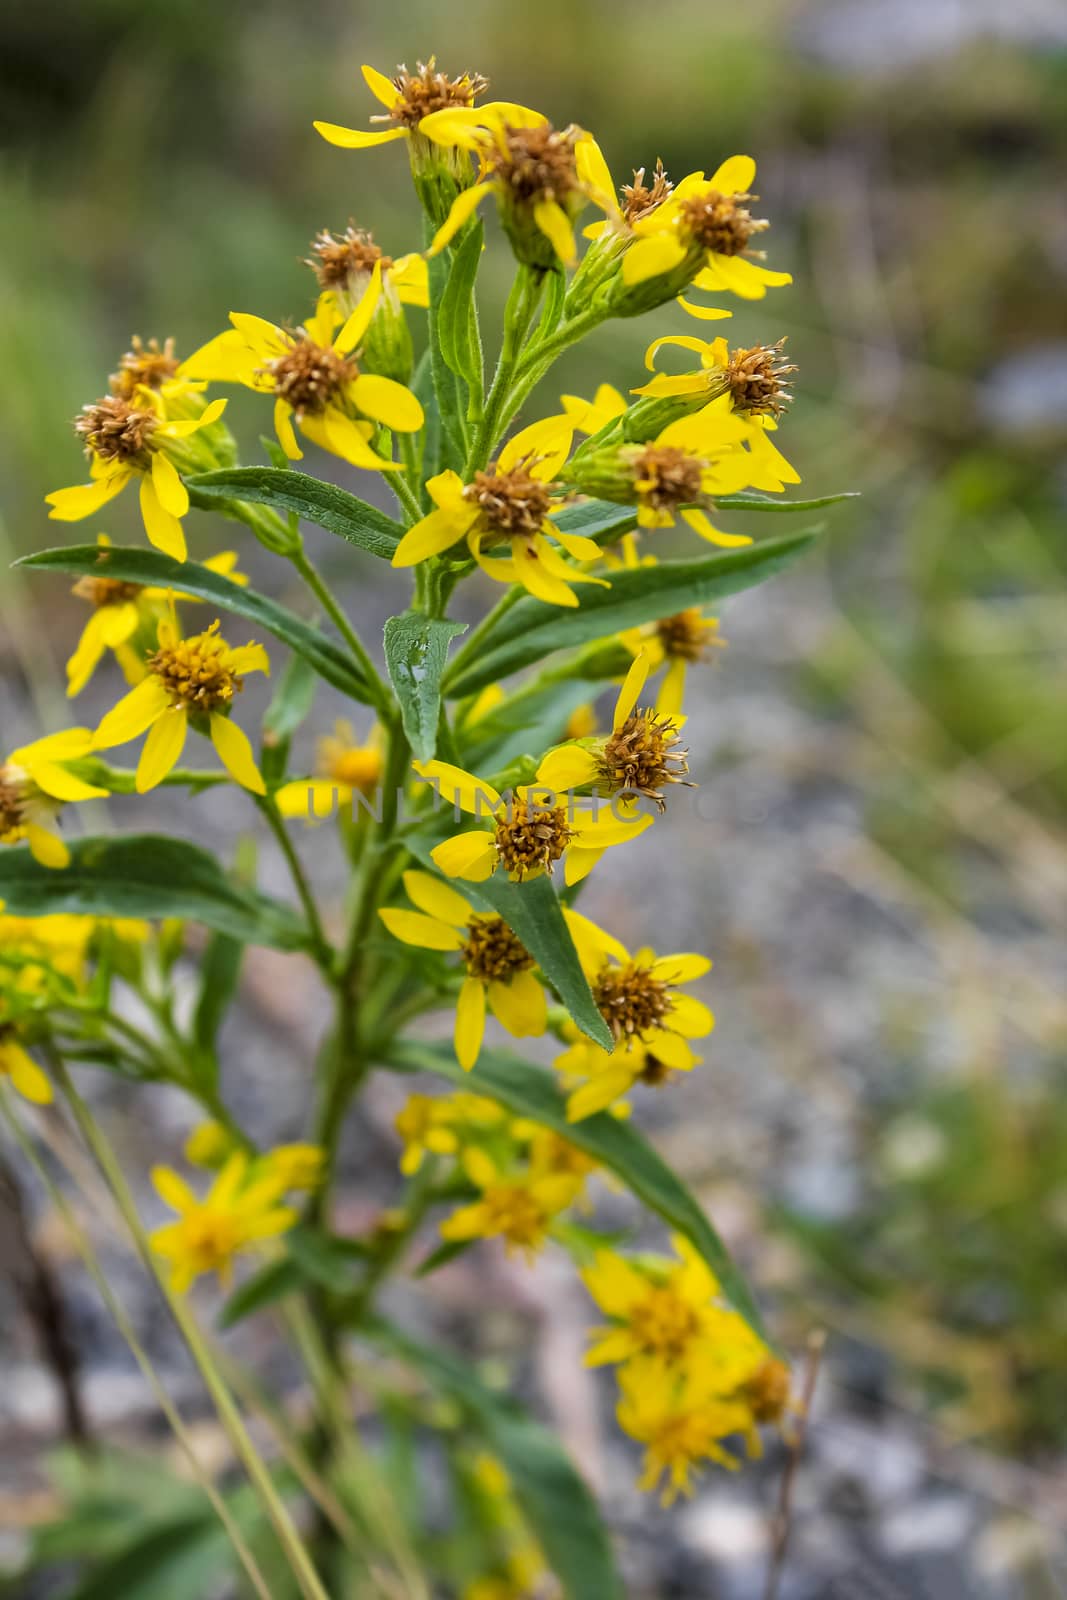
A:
391 507 470 567
25 824 70 870
536 746 599 791
136 708 187 792
455 975 486 1071
574 134 616 209
621 232 687 287
680 508 752 548
313 120 407 149
412 760 501 815
651 953 712 983
378 907 465 951
24 760 106 803
431 831 498 881
209 714 265 794
562 845 604 886
361 63 401 108
427 182 495 256
533 198 577 265
707 155 756 194
668 994 715 1038
151 449 189 517
350 372 424 432
274 399 303 460
333 261 383 354
93 676 170 748
487 970 546 1038
614 652 650 729
3 1041 53 1104
401 870 472 927
658 658 687 720
45 472 130 521
512 541 578 607
152 1164 197 1214
139 476 187 562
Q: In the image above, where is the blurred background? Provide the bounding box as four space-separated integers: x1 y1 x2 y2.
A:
2 1 1066 1596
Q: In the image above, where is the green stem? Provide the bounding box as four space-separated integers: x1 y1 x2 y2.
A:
290 543 390 709
256 794 333 969
466 264 546 475
443 584 525 690
51 1067 332 1600
0 1091 276 1600
390 465 426 527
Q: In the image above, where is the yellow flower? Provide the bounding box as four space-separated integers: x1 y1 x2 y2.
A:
257 1143 326 1193
66 535 247 697
440 1147 581 1260
581 1236 764 1378
307 224 429 318
555 910 713 1121
379 871 548 1071
0 731 107 869
415 760 653 888
535 652 689 810
616 1357 753 1504
391 417 608 608
423 110 614 268
45 387 228 564
616 560 725 718
563 702 598 739
275 720 384 820
314 59 495 157
0 911 93 991
90 605 269 794
394 1090 506 1176
632 333 800 490
623 156 792 314
149 1153 297 1293
184 1119 232 1169
181 276 422 474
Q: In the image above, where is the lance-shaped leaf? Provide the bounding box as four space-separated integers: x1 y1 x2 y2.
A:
383 612 468 763
444 529 817 697
187 466 403 559
386 1039 767 1338
436 222 484 396
365 1318 625 1600
0 836 312 952
549 500 638 543
18 545 371 702
405 831 612 1051
714 489 859 514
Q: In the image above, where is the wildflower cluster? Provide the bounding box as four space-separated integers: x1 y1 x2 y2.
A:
4 52 844 1593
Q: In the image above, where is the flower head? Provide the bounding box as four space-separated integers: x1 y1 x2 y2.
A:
315 60 490 167
416 760 653 888
439 1146 581 1260
66 536 247 698
90 605 269 794
274 719 384 820
182 276 423 473
0 731 106 869
536 653 690 810
392 417 608 607
394 1090 506 1176
149 1154 298 1292
555 911 713 1120
379 870 548 1071
616 1358 752 1504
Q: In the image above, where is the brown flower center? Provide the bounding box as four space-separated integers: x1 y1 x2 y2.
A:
656 609 719 663
680 189 768 257
632 445 705 513
73 575 143 610
629 1286 702 1360
149 623 242 714
743 1358 791 1423
494 795 574 879
75 396 158 463
265 336 358 416
465 461 555 542
462 915 534 982
599 710 690 810
387 61 488 128
109 336 179 399
488 122 581 205
622 159 673 223
0 770 27 839
594 962 671 1041
481 1182 550 1253
308 226 393 289
725 340 795 417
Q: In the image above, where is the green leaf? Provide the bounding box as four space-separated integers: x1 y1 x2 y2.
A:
366 1319 624 1600
385 1039 767 1338
192 929 244 1056
444 530 817 697
549 500 637 543
17 545 370 702
437 222 484 393
0 836 311 952
217 1256 303 1329
405 833 612 1051
383 612 468 763
262 652 318 784
426 239 468 473
60 1514 229 1600
285 1224 368 1290
187 466 403 559
714 490 859 514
